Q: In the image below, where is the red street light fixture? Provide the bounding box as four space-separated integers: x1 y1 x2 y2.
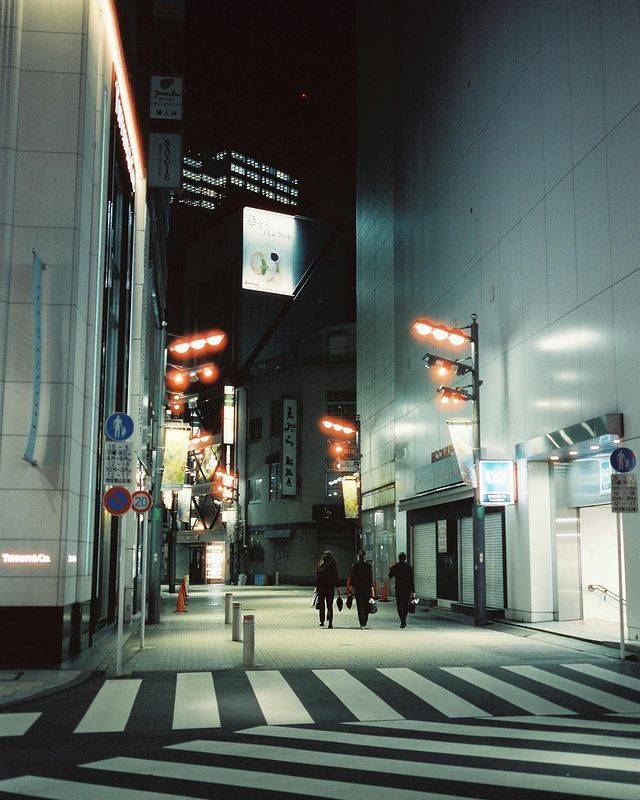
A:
412 318 471 346
424 353 473 379
320 418 357 437
437 385 473 404
169 330 226 357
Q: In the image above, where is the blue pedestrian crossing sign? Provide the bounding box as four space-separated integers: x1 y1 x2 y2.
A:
105 412 134 442
610 447 636 473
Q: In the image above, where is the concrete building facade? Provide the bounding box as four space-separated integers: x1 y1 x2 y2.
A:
0 0 167 664
357 0 640 641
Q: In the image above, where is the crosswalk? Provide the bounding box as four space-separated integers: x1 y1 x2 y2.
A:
1 715 640 799
2 661 640 738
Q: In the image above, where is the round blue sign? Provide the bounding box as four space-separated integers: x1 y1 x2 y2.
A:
610 447 636 473
105 412 134 442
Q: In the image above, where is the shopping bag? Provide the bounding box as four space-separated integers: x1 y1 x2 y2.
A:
346 594 353 609
336 595 343 611
310 591 318 608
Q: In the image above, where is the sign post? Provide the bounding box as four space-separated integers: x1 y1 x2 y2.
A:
610 447 636 661
104 411 134 678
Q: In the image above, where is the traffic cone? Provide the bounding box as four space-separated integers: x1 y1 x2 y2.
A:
174 583 187 612
181 575 189 604
381 581 389 602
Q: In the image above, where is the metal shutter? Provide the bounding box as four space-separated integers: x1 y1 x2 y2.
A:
460 517 474 604
485 513 505 609
459 514 505 609
412 522 437 600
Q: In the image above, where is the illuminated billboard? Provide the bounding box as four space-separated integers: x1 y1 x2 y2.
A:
242 207 295 295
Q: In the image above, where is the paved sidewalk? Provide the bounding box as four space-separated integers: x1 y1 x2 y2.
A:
1 583 631 708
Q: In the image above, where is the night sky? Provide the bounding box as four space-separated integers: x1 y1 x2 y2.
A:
166 1 357 372
183 0 356 186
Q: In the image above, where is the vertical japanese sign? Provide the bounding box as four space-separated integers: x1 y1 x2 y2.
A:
282 398 298 497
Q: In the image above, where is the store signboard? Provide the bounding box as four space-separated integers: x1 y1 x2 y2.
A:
150 75 183 119
282 398 297 497
148 132 182 188
478 460 516 506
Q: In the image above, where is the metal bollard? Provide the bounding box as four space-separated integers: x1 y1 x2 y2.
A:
243 614 255 667
232 601 242 642
275 571 279 586
224 592 233 624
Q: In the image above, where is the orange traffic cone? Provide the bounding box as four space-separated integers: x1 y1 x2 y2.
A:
174 583 187 613
381 581 389 602
181 576 189 604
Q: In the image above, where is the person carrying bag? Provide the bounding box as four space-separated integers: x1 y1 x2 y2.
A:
388 551 415 628
348 550 373 629
315 550 340 629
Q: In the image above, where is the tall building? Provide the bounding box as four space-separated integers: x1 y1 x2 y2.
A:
357 0 640 642
0 0 169 665
178 150 299 213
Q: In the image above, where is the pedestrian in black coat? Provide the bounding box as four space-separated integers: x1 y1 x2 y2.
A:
349 550 373 628
388 552 415 628
315 551 340 628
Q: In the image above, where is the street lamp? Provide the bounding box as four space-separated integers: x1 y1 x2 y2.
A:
413 313 486 626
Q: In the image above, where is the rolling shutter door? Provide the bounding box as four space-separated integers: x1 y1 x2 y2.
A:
459 514 505 609
485 513 505 609
460 517 474 604
412 522 436 600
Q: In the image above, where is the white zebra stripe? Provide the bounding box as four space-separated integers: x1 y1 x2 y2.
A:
173 671 220 729
378 667 488 718
312 668 404 721
503 665 640 713
443 666 574 715
246 670 314 725
0 712 40 737
351 718 640 750
84 755 470 800
239 724 640 773
0 775 203 799
74 679 142 733
170 733 640 800
563 662 640 692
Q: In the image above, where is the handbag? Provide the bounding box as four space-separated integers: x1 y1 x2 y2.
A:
310 591 318 608
368 599 378 614
408 596 418 614
336 595 343 611
346 594 353 609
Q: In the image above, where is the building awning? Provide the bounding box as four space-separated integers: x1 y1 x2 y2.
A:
260 528 291 539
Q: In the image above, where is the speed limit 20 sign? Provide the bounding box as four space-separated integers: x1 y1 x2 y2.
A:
131 490 153 514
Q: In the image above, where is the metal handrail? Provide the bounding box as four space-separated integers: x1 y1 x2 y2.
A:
587 583 626 605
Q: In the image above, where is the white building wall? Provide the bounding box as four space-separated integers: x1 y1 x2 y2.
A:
356 2 396 514
357 0 640 636
0 0 143 616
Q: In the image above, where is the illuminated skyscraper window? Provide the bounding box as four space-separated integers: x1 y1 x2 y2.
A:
176 150 299 212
